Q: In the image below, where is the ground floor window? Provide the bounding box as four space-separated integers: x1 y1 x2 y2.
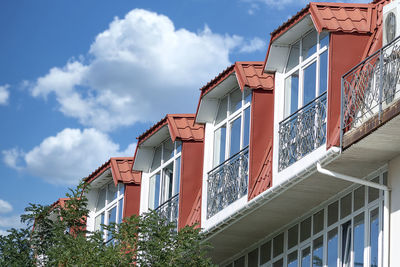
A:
224 172 387 267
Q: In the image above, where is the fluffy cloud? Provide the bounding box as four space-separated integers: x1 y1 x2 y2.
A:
30 9 263 132
0 215 22 229
0 199 12 214
3 128 136 185
0 84 10 105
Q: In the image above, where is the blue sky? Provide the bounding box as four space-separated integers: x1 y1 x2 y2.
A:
0 0 369 234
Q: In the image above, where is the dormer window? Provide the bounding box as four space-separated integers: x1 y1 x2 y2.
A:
213 88 251 167
94 182 124 240
148 139 181 210
284 30 329 117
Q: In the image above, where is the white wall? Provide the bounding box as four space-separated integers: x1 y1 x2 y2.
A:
388 154 400 266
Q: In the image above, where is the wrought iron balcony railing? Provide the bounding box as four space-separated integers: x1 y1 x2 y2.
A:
341 35 400 139
278 92 327 171
207 146 249 219
155 194 179 226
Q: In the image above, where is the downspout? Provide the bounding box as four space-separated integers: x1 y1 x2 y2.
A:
316 163 390 267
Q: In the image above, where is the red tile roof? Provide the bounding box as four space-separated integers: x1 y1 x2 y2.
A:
137 114 204 145
85 157 141 186
248 140 273 200
199 61 274 99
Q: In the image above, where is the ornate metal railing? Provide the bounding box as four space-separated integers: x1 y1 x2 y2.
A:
341 35 400 139
278 92 327 171
207 146 249 219
155 194 179 227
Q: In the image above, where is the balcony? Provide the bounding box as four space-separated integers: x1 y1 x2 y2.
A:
207 146 249 219
278 92 327 171
155 194 179 226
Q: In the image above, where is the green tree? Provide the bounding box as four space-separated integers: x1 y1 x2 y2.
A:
0 180 214 266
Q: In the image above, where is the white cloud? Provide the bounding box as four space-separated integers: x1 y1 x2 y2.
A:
0 84 10 105
0 215 22 228
0 229 9 236
29 9 261 132
2 148 24 171
3 128 136 185
239 37 265 53
0 199 12 214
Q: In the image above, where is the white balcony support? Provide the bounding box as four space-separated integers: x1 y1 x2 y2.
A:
316 162 390 267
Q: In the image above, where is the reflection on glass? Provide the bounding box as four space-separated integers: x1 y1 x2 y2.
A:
244 89 251 104
303 61 317 106
319 51 328 94
342 221 352 267
149 173 161 209
119 183 125 196
260 241 271 265
94 213 104 231
163 163 174 201
174 157 181 195
107 183 118 204
107 206 117 240
302 30 318 60
229 117 241 156
151 146 162 172
354 213 365 267
230 88 242 113
328 201 338 226
234 256 245 267
340 193 352 219
369 177 380 203
327 228 338 267
320 32 329 48
175 141 182 154
300 217 311 242
243 107 250 148
216 97 228 124
288 224 298 249
248 248 259 267
96 188 106 211
288 251 298 267
273 233 284 257
370 208 379 267
313 236 323 267
163 139 174 162
273 258 283 267
287 41 300 72
213 126 226 167
313 209 324 235
285 71 299 116
117 198 123 223
354 186 365 211
301 247 311 267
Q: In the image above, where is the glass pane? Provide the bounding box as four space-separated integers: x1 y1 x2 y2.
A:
312 236 323 267
368 177 380 203
119 183 125 196
354 186 365 211
163 163 174 201
273 233 284 257
248 248 259 267
285 70 299 116
320 31 329 48
230 88 242 114
243 107 250 148
225 264 233 267
302 30 318 60
149 173 161 209
213 126 226 167
300 217 311 242
327 228 338 267
229 116 242 156
260 241 271 265
303 61 317 106
107 183 118 204
96 188 106 211
328 201 338 226
319 51 328 94
354 213 365 267
244 88 251 104
234 256 245 267
163 138 174 162
340 193 352 219
383 172 388 185
341 221 352 267
117 198 123 223
175 141 182 154
301 247 311 267
173 157 181 195
94 213 104 231
288 224 298 249
313 209 324 235
288 251 298 267
286 41 300 72
273 258 283 267
370 208 379 267
150 145 162 172
216 96 228 124
107 206 117 240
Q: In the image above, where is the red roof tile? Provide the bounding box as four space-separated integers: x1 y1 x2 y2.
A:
199 61 274 99
137 114 204 145
85 157 141 186
249 141 273 200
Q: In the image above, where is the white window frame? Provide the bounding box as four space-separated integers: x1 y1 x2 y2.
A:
93 182 124 241
284 30 329 118
212 87 251 168
147 139 182 210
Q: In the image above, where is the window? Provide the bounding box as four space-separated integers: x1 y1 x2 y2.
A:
148 139 181 210
94 182 124 241
284 30 329 117
213 88 251 167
